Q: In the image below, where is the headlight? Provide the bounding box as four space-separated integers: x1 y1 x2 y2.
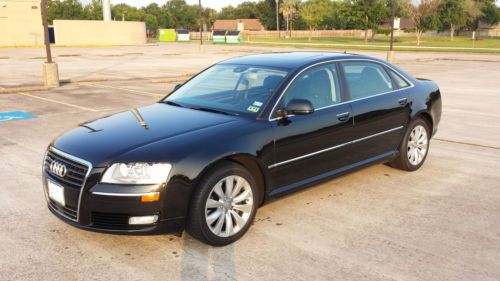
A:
101 163 172 184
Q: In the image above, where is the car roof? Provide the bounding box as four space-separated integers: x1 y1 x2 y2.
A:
218 52 367 70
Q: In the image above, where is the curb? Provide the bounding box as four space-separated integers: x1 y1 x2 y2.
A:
0 85 49 94
0 74 195 93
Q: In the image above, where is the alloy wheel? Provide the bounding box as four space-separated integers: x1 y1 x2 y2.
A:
407 124 428 166
205 175 254 237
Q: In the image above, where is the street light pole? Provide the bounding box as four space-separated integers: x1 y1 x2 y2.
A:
40 0 59 87
387 0 396 62
40 0 52 63
389 0 396 52
275 0 280 38
199 0 203 46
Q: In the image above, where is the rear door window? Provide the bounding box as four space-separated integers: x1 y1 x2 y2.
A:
341 61 394 100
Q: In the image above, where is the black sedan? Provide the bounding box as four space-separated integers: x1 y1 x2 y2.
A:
43 52 442 246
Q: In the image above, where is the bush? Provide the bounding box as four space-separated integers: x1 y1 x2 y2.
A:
377 28 391 36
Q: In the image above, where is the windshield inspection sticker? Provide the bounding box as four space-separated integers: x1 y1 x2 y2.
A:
253 101 263 107
0 111 38 123
247 106 260 113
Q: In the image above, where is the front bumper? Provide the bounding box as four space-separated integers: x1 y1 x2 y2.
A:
42 147 186 235
43 174 185 234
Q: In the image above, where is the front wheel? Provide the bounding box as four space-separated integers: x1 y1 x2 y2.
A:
389 118 431 171
186 162 258 246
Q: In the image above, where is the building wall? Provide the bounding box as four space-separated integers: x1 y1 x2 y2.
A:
53 20 146 45
0 0 44 46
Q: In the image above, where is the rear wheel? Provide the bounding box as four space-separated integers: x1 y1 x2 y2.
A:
389 118 431 171
186 162 258 246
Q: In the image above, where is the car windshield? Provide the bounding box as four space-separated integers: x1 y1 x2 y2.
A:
164 64 288 116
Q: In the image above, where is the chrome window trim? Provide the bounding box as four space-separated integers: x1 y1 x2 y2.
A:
268 126 404 169
46 146 93 222
268 58 415 121
91 191 158 197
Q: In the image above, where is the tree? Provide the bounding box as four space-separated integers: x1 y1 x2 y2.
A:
144 14 159 32
466 0 500 33
234 1 260 18
438 0 481 41
218 6 238 19
83 0 103 20
351 0 390 43
300 0 331 41
324 1 351 29
202 8 217 29
112 4 142 21
256 0 283 30
164 0 198 29
47 0 85 23
281 0 301 37
405 0 440 46
478 0 500 25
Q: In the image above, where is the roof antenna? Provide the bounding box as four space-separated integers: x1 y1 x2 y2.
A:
344 50 347 54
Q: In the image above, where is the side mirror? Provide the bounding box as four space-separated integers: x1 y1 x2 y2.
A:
173 84 182 91
278 99 315 117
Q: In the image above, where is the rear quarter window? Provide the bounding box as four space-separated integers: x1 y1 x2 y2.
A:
387 68 411 89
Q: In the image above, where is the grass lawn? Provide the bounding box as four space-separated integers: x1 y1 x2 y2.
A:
244 35 500 53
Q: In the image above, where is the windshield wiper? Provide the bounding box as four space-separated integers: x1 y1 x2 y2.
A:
160 100 184 107
191 107 238 116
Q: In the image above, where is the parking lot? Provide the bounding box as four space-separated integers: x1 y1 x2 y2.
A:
1 43 500 280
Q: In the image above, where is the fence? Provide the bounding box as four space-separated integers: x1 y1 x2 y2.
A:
242 29 372 40
181 28 499 43
427 29 500 38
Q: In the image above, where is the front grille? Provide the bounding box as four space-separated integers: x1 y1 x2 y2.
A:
44 149 89 189
49 200 78 220
91 212 130 229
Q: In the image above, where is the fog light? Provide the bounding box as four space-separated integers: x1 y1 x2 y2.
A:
128 215 159 225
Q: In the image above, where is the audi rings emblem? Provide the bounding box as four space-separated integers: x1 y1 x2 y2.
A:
50 161 67 178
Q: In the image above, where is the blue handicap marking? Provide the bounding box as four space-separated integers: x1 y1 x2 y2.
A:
0 111 38 123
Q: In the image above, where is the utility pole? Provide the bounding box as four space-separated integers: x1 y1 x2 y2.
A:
40 0 59 87
41 0 52 63
275 0 280 38
199 0 203 46
387 0 396 63
102 0 111 21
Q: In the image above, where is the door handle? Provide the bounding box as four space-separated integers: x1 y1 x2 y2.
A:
336 112 350 122
398 98 408 106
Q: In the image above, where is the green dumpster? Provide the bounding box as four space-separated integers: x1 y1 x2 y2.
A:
158 29 176 42
226 30 242 44
212 30 226 44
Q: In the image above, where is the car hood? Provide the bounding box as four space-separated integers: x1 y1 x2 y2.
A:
52 103 242 166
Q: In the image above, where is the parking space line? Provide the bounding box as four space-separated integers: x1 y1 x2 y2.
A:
81 83 164 98
434 138 500 150
19 92 99 112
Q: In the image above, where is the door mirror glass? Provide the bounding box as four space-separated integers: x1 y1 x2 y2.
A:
280 99 315 116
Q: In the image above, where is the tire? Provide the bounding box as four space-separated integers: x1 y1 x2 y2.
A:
186 162 259 246
389 118 431 171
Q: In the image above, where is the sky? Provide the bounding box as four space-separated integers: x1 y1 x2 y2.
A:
110 0 259 10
